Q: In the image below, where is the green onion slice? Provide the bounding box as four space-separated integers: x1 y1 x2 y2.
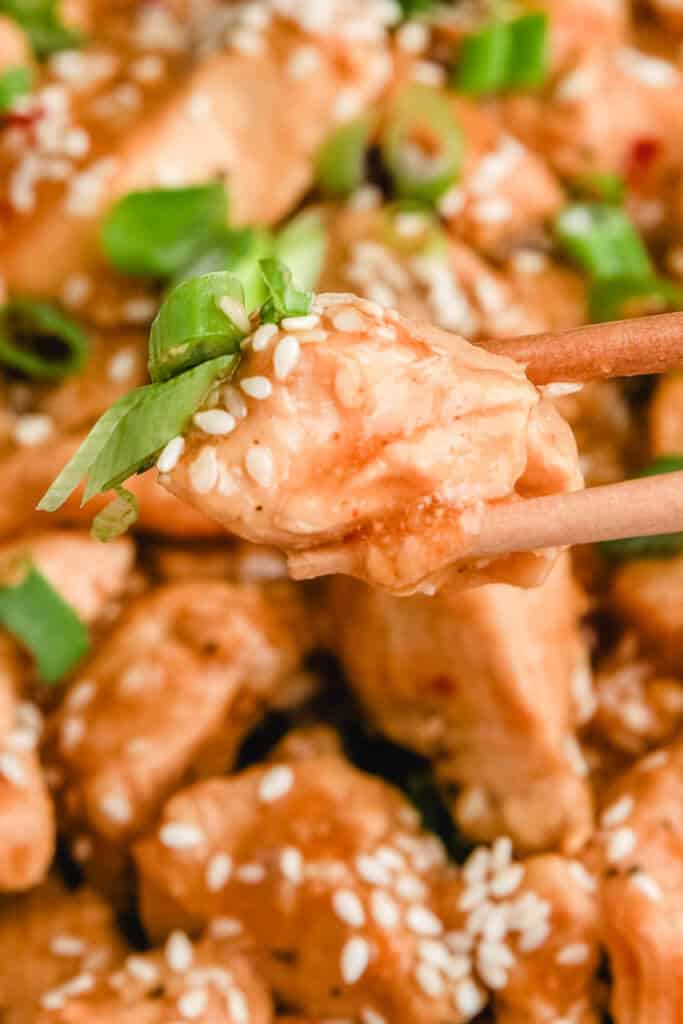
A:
600 455 683 561
589 276 683 322
101 183 228 278
37 353 238 513
572 172 625 206
171 228 274 312
0 66 32 113
382 84 464 204
0 558 89 683
0 298 88 379
398 0 441 15
315 113 376 197
149 272 248 384
454 12 549 95
275 209 328 291
0 0 83 58
91 486 139 541
555 203 653 281
259 258 313 325
380 200 448 258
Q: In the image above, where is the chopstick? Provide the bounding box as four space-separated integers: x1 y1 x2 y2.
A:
479 310 683 384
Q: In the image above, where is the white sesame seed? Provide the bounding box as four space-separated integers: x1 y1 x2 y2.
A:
240 376 272 399
446 931 473 955
157 436 185 473
406 906 443 937
332 309 365 333
601 796 634 829
415 962 445 998
107 348 136 382
361 1010 387 1024
126 956 160 985
100 791 132 825
395 874 427 901
340 936 371 985
186 91 213 121
463 848 491 885
630 871 663 902
50 934 87 957
193 410 237 436
438 185 466 218
235 862 266 884
209 917 243 938
72 835 93 862
606 827 637 864
189 446 219 494
205 853 233 891
567 861 597 892
287 44 321 78
334 89 363 121
159 823 205 850
356 854 391 887
0 751 26 787
245 445 275 488
454 978 487 1018
396 20 429 53
223 385 248 419
458 883 489 913
60 717 84 751
280 846 303 885
281 314 320 331
166 931 194 972
13 414 53 447
251 323 278 351
218 295 250 333
178 987 208 1019
227 989 249 1024
518 920 550 953
490 864 525 898
370 890 399 930
556 942 590 966
258 764 294 802
333 889 366 928
62 273 92 307
411 60 445 86
274 335 301 381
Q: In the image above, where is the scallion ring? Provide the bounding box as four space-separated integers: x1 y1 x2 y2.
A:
0 298 88 379
315 113 376 197
171 227 274 312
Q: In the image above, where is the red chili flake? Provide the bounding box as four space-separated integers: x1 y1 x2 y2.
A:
2 106 44 130
626 137 661 181
430 675 456 697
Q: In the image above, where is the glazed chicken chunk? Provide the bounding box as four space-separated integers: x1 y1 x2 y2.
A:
161 295 582 595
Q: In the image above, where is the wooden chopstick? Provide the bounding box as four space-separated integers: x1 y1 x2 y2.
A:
479 311 683 385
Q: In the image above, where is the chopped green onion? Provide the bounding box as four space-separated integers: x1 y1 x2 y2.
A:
0 298 88 379
380 200 448 258
259 258 313 325
149 272 248 384
274 209 328 291
37 353 238 514
171 228 273 311
101 183 228 278
600 455 683 561
315 113 375 197
589 275 683 322
0 559 89 683
454 12 549 95
382 84 464 204
572 172 625 205
0 66 32 113
398 0 441 15
91 486 138 541
555 203 653 281
0 0 83 58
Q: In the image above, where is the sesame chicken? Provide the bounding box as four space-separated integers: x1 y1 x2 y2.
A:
161 296 582 595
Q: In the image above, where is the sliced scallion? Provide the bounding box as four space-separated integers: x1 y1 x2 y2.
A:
0 66 32 113
91 486 139 541
259 258 313 325
274 209 328 291
0 0 83 58
315 113 375 197
454 12 549 95
589 275 683 322
600 456 683 561
0 559 89 683
0 298 88 379
101 183 228 278
171 228 273 311
572 171 625 205
555 203 653 281
382 84 464 204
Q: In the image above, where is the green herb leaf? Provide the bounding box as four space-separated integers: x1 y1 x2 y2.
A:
171 227 274 311
91 486 138 541
149 272 248 384
101 183 228 277
589 275 683 322
274 209 328 291
259 258 313 324
0 560 89 683
600 455 683 561
0 66 32 113
0 0 83 58
0 298 88 379
454 12 549 95
382 84 464 204
555 203 653 281
315 113 376 197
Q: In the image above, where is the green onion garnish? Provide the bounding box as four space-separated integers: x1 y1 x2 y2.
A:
37 352 238 514
589 276 683 322
454 12 549 96
600 455 683 561
171 227 274 311
380 200 448 258
274 209 328 291
0 298 88 379
398 0 440 15
101 183 229 278
382 84 464 204
91 486 139 542
149 272 248 384
315 113 376 197
572 172 625 206
0 66 32 113
259 258 313 325
0 0 83 58
0 559 89 683
555 203 654 281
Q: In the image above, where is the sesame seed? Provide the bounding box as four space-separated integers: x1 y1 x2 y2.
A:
518 920 550 953
193 410 236 436
157 436 185 473
245 445 275 488
567 861 597 892
630 871 663 902
258 764 294 802
280 846 304 885
126 956 160 985
274 335 301 380
166 931 194 972
411 60 445 86
50 934 87 957
159 823 205 850
334 89 363 121
60 717 84 751
223 385 248 419
205 853 233 891
601 796 634 829
458 883 488 913
490 864 525 898
396 20 429 53
454 978 487 1018
361 1010 387 1024
332 309 365 333
370 890 399 930
395 874 426 901
333 889 366 928
72 835 93 862
13 414 53 447
178 988 208 1019
406 906 443 937
186 92 213 120
240 376 272 399
227 989 249 1024
287 45 321 78
556 942 590 966
252 323 278 351
445 931 473 955
281 314 320 330
415 962 445 998
296 328 328 344
100 791 132 825
438 186 465 218
376 846 405 871
189 446 219 494
340 936 371 984
210 917 243 938
235 863 266 884
606 827 637 864
62 273 92 307
356 854 391 887
218 295 250 333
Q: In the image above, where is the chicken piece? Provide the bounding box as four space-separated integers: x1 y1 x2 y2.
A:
649 372 683 455
0 875 128 1024
555 380 638 487
644 0 683 32
440 845 601 1024
612 555 683 668
49 580 314 868
590 738 683 1024
329 555 593 855
0 2 393 314
0 15 31 71
0 740 54 892
149 541 288 585
133 751 478 1023
36 934 272 1024
161 295 582 595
